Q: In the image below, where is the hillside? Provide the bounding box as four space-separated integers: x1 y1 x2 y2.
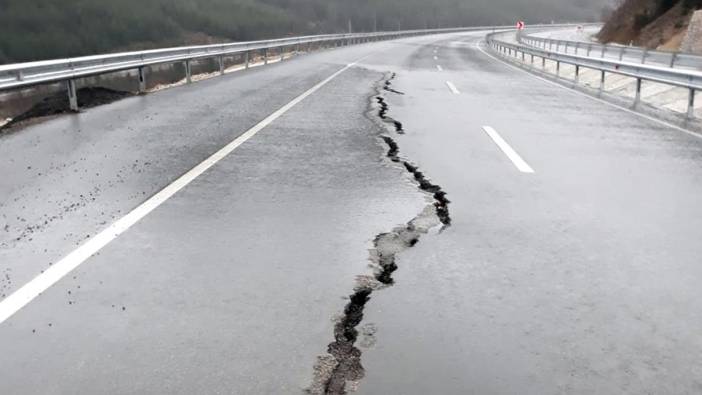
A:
0 0 608 64
598 0 702 49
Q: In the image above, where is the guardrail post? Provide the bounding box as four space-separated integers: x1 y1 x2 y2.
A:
138 67 147 93
641 48 648 64
574 65 580 84
245 51 250 69
634 78 642 107
587 44 593 57
601 45 606 58
564 42 568 54
619 46 625 61
218 56 225 75
574 42 580 55
670 53 677 68
542 57 546 69
264 48 269 65
67 79 79 112
688 89 696 119
600 70 606 92
556 61 560 77
185 60 192 83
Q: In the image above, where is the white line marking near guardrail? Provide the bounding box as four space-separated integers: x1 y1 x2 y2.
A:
446 81 460 94
482 126 535 173
0 56 370 325
437 65 443 71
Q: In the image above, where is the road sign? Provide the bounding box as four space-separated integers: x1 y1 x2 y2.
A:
517 21 525 30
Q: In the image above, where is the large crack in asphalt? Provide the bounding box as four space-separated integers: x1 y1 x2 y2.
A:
382 73 406 96
307 73 451 395
376 74 405 134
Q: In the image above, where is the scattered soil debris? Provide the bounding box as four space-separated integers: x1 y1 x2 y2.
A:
1 87 133 132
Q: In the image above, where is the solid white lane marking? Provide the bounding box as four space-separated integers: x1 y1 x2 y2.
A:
0 57 369 325
436 65 443 72
474 41 702 141
482 126 535 173
446 81 460 94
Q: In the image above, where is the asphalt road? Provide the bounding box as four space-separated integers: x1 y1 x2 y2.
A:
2 29 702 394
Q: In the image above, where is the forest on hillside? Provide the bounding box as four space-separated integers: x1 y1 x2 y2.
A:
0 0 607 64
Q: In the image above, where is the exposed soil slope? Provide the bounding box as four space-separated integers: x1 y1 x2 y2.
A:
598 0 702 49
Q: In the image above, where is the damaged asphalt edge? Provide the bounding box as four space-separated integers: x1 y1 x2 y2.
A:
307 72 451 395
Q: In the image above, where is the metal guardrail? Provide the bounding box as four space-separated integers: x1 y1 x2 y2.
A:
519 29 702 70
487 31 701 118
0 24 588 112
0 26 511 111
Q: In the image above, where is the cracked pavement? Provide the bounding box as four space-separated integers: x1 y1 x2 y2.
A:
2 30 702 394
308 75 449 395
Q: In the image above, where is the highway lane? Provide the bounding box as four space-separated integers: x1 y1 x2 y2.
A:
0 43 380 300
2 28 702 394
530 26 599 42
359 35 702 394
0 32 471 393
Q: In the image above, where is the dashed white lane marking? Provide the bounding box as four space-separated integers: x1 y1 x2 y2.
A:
0 56 370 325
482 126 535 173
437 65 443 72
446 81 460 94
434 56 438 60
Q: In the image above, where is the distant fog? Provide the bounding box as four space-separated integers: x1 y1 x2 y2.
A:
0 0 613 63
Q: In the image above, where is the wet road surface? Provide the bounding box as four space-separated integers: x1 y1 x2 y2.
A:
2 30 702 394
360 36 702 394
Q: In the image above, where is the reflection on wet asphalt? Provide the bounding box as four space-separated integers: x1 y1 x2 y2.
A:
2 31 702 394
